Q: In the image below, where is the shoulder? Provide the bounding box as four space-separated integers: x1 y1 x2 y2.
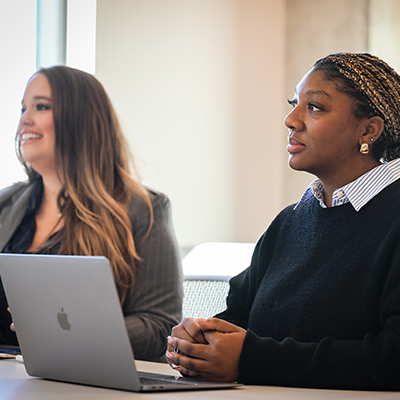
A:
128 187 171 221
0 181 32 207
147 187 171 214
265 202 298 231
249 203 297 254
253 200 314 256
128 186 175 242
0 181 31 197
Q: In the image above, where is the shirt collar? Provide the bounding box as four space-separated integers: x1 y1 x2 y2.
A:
294 158 400 211
294 180 324 210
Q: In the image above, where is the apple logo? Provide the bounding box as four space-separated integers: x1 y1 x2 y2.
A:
57 308 71 331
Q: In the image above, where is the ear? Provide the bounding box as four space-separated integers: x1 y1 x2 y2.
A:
358 116 384 146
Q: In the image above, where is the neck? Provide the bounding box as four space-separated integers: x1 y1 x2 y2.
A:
39 170 64 210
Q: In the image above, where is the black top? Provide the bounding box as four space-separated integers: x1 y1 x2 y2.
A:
217 179 400 390
4 177 43 253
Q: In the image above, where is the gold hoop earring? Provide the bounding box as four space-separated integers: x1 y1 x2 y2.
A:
360 143 369 154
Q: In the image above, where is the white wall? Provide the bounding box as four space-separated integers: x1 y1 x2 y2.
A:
0 0 37 189
66 0 97 74
284 0 369 205
95 0 287 248
95 0 394 249
369 0 400 73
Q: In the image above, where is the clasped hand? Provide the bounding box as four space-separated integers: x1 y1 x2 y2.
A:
166 317 246 382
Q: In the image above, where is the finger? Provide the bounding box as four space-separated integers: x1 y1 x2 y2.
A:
166 336 175 352
202 329 223 345
167 336 188 357
172 362 221 382
171 318 204 343
166 350 210 375
169 337 214 364
185 320 207 344
167 347 238 382
196 318 240 333
167 337 242 382
165 351 181 370
173 364 202 378
165 350 197 376
181 318 208 344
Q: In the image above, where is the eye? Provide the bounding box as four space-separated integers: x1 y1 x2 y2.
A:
37 103 51 111
287 98 297 108
307 102 322 112
20 107 26 114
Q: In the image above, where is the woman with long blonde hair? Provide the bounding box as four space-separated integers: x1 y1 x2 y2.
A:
0 66 182 361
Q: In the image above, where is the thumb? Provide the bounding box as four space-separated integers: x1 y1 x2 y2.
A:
195 318 240 333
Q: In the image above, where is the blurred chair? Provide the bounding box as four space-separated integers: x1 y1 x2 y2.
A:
182 242 255 318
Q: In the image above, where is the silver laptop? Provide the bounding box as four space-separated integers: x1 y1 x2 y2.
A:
0 253 240 392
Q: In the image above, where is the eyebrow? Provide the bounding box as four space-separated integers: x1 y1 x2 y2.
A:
21 95 52 105
33 95 52 101
306 89 331 98
294 88 331 98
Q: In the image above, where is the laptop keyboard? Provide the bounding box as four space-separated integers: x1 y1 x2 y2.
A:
0 346 21 356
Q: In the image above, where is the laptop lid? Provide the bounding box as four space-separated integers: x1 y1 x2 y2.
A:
0 254 239 392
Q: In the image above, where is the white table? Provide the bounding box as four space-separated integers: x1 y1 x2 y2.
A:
1 358 399 399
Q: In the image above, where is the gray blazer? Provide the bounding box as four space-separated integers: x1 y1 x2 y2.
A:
0 180 183 361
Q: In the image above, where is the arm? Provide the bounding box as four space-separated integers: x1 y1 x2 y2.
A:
237 318 400 390
168 210 400 390
227 224 400 390
215 228 276 328
169 310 400 390
168 272 400 389
123 190 183 361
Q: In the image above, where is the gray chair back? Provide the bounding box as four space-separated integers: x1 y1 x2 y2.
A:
182 242 255 318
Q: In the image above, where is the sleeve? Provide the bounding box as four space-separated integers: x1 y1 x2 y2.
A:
122 190 183 362
215 219 283 328
238 307 400 391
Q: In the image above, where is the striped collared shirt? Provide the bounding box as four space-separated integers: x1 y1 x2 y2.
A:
294 158 400 211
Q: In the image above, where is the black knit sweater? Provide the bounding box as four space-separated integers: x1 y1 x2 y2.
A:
217 179 400 391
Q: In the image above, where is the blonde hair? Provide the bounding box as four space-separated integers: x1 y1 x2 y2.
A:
16 66 153 304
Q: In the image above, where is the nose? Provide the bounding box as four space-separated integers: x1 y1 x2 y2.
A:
284 106 303 132
19 108 34 128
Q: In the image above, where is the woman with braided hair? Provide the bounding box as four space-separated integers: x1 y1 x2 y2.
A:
166 53 400 390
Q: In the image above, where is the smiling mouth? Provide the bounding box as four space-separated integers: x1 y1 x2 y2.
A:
21 133 43 141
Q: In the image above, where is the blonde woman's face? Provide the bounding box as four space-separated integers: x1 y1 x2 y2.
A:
18 73 56 175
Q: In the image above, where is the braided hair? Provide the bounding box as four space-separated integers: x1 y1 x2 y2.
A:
313 53 400 161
